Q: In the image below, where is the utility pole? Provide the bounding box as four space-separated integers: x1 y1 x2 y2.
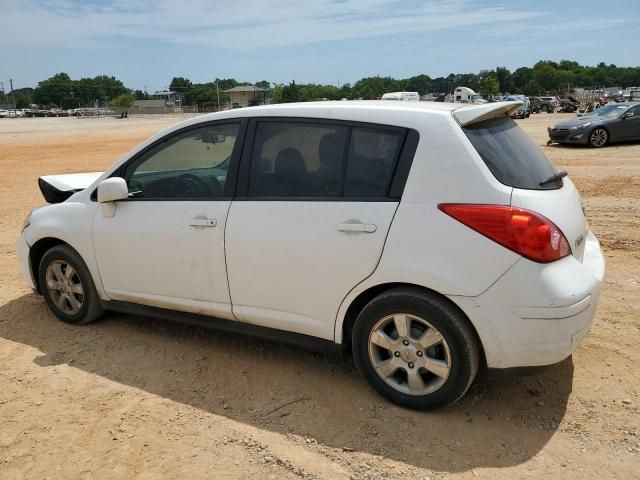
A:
216 81 221 111
9 78 15 109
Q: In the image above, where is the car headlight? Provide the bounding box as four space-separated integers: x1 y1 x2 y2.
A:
571 122 592 130
21 212 32 232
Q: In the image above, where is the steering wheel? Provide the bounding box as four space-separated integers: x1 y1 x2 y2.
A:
171 173 212 198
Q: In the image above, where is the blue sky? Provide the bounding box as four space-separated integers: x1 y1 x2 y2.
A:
1 0 639 92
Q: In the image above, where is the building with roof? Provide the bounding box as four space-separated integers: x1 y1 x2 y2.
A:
131 99 177 114
130 90 184 113
223 86 270 108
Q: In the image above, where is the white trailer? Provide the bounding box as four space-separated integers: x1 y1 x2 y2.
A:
452 87 487 104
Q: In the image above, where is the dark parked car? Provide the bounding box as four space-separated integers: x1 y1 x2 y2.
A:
548 102 640 147
535 96 559 113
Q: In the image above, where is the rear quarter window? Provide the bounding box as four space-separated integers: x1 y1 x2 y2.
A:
463 116 562 190
345 127 403 197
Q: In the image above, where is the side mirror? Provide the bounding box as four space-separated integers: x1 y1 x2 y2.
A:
622 112 634 119
97 177 128 203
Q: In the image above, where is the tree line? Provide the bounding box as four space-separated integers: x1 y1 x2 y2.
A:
272 61 640 102
2 60 639 109
0 73 133 109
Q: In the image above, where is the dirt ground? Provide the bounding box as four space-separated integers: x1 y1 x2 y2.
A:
0 113 638 480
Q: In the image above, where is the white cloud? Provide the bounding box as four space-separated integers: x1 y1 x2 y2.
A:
1 0 550 50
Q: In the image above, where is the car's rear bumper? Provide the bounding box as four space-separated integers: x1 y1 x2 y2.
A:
451 231 605 369
17 232 36 290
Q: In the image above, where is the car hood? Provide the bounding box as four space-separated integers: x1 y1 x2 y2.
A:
38 171 103 203
553 117 605 129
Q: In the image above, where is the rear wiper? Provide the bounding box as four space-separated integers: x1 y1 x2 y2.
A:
540 170 568 186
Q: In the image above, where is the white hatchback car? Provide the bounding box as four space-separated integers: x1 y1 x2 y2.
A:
18 101 605 409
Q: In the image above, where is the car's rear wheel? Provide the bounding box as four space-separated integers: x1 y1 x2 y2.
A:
589 128 609 148
352 287 480 410
39 244 104 325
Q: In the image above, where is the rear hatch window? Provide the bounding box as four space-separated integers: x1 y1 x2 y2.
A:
463 116 562 190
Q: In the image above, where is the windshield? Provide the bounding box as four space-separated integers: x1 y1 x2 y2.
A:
590 104 628 117
463 116 562 190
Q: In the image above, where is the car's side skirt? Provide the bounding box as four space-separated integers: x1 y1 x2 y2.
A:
102 300 344 356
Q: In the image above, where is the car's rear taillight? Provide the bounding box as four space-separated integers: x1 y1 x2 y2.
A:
438 204 571 263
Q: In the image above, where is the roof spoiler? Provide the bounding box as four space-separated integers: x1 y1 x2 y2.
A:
452 101 523 126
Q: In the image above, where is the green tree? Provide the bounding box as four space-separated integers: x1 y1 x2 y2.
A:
169 77 193 93
480 73 500 96
431 77 451 92
454 73 480 91
34 72 73 108
91 75 128 103
523 80 542 96
271 84 284 103
109 92 136 108
279 81 301 103
512 67 532 92
10 88 34 108
352 76 405 99
555 69 575 93
532 63 558 92
405 74 432 95
495 66 513 93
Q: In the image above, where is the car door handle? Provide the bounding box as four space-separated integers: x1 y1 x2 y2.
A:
336 222 377 233
189 217 217 228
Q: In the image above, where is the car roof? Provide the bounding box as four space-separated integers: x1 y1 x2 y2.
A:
223 100 464 115
180 100 523 127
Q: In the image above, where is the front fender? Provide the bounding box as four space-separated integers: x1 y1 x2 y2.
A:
25 201 108 300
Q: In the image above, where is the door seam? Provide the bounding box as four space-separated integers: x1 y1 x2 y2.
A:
332 200 401 341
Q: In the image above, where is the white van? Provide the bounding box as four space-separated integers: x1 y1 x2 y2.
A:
381 91 420 102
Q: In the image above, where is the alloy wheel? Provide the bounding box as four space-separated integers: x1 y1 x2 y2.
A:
368 313 451 396
590 128 608 147
45 260 85 315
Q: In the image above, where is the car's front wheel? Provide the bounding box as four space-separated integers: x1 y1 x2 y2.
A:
352 287 480 410
39 244 104 325
589 128 609 148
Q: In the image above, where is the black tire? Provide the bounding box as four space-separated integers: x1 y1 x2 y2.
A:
39 244 105 325
588 127 609 148
352 287 480 410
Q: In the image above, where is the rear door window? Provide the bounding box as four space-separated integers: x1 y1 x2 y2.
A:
248 122 348 198
345 127 403 197
463 116 562 190
247 121 406 199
